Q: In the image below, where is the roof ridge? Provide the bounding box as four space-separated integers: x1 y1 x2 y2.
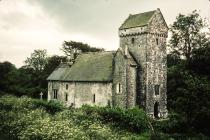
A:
130 10 156 17
80 51 115 55
119 9 156 30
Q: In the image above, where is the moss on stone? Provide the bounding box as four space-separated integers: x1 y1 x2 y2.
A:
48 52 115 82
120 10 155 29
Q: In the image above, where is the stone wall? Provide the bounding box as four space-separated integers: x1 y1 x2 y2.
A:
119 28 148 109
113 47 138 108
126 60 137 108
146 9 168 118
118 9 168 118
48 81 112 108
112 50 128 108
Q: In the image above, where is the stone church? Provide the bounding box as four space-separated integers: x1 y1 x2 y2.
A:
47 8 168 118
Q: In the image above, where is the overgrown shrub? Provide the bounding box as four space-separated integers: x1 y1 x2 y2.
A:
81 106 149 133
0 95 150 140
32 99 65 114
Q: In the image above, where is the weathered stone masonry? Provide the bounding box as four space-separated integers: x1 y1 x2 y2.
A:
48 81 112 108
114 8 168 118
47 8 168 119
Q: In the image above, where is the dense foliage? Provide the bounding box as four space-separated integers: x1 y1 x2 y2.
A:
62 40 104 56
0 95 153 140
169 10 207 60
0 41 104 99
162 10 210 138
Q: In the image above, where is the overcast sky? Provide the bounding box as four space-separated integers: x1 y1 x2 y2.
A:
0 0 210 67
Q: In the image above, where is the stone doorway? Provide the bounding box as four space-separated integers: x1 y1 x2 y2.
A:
154 102 159 118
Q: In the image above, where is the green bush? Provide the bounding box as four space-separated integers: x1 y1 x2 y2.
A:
81 106 149 133
32 99 65 114
0 95 151 140
153 112 188 134
150 132 171 140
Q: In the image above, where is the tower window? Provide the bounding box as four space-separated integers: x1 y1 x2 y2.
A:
156 38 159 45
107 100 111 107
154 85 160 95
65 93 68 101
93 94 96 103
116 83 122 93
119 83 121 93
154 102 159 118
131 38 135 44
66 84 68 90
53 89 58 99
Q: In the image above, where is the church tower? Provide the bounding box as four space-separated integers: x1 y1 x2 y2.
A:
114 9 168 118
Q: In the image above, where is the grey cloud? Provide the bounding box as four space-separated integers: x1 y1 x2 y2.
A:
29 0 151 36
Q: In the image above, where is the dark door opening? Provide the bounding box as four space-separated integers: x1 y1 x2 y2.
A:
154 102 159 119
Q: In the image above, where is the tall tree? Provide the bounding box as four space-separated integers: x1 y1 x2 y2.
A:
44 55 67 75
0 61 17 93
61 41 104 60
169 11 207 60
25 49 48 72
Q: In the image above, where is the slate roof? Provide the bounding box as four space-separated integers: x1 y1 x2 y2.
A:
47 52 115 82
119 10 155 29
47 63 69 81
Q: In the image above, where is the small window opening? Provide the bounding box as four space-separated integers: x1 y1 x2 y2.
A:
156 38 159 45
154 85 160 95
107 100 111 107
52 82 54 89
53 89 58 99
66 84 68 90
65 93 68 101
131 38 135 44
154 102 159 119
93 94 96 103
119 83 121 93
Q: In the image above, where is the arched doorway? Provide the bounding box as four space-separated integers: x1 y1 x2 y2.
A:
154 102 159 119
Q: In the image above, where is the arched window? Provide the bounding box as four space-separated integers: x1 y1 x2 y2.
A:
154 102 159 119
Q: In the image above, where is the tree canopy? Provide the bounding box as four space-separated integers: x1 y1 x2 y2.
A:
166 11 210 136
25 49 48 72
169 10 208 60
61 41 104 60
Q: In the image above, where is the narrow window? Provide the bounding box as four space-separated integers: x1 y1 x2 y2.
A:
53 89 58 99
119 83 121 93
116 83 122 93
125 45 128 56
65 93 68 101
93 94 96 103
154 85 160 95
154 102 159 118
107 100 111 107
131 38 135 44
66 84 68 90
156 38 159 45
